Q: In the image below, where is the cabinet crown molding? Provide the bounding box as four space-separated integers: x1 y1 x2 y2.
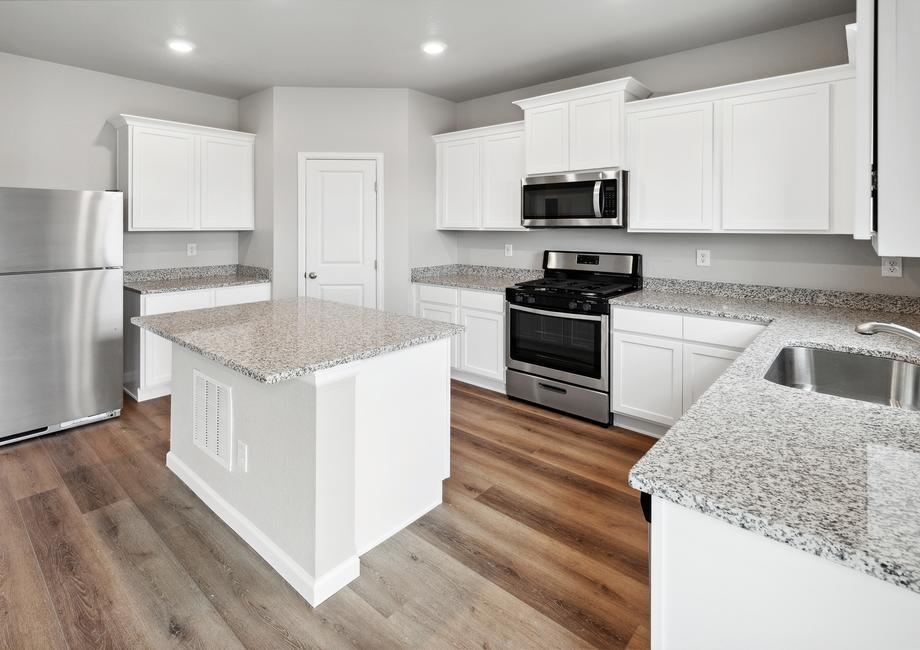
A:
107 114 256 141
432 120 524 143
513 77 651 110
625 64 855 113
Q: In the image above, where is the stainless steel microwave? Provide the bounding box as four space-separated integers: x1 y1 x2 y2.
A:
521 168 627 228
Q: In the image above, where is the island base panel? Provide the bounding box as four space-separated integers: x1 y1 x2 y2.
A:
650 496 920 649
166 339 451 606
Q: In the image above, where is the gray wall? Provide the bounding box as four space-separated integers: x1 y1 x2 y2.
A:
451 13 920 296
0 51 241 270
239 86 458 312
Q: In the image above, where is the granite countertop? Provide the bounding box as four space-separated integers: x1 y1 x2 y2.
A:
124 265 271 294
411 264 541 292
620 282 920 595
132 297 463 383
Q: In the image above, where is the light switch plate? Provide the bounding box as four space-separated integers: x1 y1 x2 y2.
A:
504 243 513 257
187 243 198 257
882 257 903 277
696 249 711 267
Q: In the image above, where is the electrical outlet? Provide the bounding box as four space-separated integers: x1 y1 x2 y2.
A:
882 257 903 278
696 249 711 267
237 441 248 473
187 243 198 257
504 243 513 257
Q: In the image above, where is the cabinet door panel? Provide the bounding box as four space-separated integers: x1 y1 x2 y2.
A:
611 332 682 426
721 85 830 231
482 131 525 229
460 308 504 381
683 344 738 411
438 139 481 228
525 103 569 174
132 127 197 230
200 135 254 230
570 93 620 171
418 302 460 369
627 103 713 231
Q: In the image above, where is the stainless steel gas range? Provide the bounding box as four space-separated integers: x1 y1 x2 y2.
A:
505 251 642 424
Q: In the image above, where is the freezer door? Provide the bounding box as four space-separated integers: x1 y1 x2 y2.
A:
0 269 123 439
0 187 123 273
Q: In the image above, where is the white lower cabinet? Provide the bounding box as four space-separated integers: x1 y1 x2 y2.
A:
414 284 505 388
612 307 764 428
125 282 271 401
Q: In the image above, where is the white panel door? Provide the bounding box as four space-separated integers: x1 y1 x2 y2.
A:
304 159 378 308
627 103 714 231
570 93 620 171
721 85 830 231
200 135 254 230
460 308 504 381
682 343 739 412
482 130 524 230
525 103 569 174
438 139 481 228
611 332 683 426
131 127 198 230
418 301 460 369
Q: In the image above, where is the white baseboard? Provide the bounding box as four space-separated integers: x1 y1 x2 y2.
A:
166 452 359 607
450 370 505 394
613 412 670 439
357 494 442 556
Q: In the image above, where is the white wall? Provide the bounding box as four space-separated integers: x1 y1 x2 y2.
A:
0 52 242 270
238 88 275 272
450 13 920 296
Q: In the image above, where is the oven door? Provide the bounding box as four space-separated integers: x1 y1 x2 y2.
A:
505 303 609 391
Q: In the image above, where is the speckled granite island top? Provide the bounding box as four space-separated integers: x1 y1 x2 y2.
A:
124 264 271 294
621 281 920 595
132 297 463 383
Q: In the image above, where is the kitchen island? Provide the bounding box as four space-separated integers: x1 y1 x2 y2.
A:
133 297 461 606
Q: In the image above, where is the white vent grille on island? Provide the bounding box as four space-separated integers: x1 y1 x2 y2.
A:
193 370 233 470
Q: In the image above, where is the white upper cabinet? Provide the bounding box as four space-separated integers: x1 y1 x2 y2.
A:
625 66 855 234
109 115 255 232
721 85 830 231
627 102 714 231
513 78 651 175
854 0 920 256
434 122 525 231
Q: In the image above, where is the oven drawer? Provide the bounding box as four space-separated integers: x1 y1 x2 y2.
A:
506 370 610 424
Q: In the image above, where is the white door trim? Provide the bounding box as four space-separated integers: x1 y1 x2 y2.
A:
297 152 385 308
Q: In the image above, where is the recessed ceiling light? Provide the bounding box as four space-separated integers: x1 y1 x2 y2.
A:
421 41 446 55
167 39 196 54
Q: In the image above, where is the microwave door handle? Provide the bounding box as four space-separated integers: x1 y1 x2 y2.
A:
592 180 603 219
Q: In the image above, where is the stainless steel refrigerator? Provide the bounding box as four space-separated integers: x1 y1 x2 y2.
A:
0 187 123 445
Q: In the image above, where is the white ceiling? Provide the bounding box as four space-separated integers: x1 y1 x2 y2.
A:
0 0 855 102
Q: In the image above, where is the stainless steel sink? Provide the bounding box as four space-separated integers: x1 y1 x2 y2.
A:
764 346 920 411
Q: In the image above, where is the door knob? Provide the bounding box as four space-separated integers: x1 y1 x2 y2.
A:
308 272 318 279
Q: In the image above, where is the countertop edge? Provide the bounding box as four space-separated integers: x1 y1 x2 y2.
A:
125 276 271 294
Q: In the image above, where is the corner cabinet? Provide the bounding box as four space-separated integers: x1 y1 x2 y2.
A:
434 122 525 231
412 283 506 390
124 282 271 401
625 65 855 234
513 78 651 175
109 114 255 232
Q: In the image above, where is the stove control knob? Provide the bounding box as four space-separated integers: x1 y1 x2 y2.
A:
515 294 523 302
568 301 577 310
527 297 536 304
582 303 592 312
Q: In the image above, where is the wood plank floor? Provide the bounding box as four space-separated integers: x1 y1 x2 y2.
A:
0 381 655 649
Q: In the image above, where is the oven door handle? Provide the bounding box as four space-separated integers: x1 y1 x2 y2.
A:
508 303 606 322
592 180 603 219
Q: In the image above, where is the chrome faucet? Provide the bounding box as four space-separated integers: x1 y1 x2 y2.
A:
856 322 920 345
